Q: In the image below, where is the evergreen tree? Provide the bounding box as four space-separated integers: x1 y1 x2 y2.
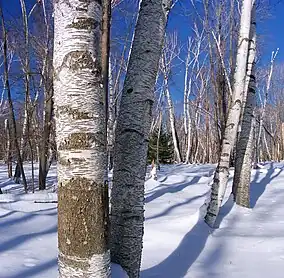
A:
148 126 174 164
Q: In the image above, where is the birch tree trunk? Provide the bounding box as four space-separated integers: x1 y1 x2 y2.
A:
183 42 191 136
232 3 256 208
1 7 28 193
39 0 53 191
156 110 162 166
102 0 111 139
108 63 115 169
39 85 53 190
204 0 253 228
110 0 172 277
53 1 110 277
5 119 12 178
256 48 278 162
164 82 182 163
185 78 192 164
14 0 30 184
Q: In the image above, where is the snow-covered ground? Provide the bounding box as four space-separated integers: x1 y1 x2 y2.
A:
1 162 284 277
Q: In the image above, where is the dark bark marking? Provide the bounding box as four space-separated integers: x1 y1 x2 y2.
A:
62 51 102 75
58 132 104 150
57 106 95 120
58 177 107 260
66 17 99 31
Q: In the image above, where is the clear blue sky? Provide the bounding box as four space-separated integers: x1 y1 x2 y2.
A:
2 0 284 104
3 0 284 61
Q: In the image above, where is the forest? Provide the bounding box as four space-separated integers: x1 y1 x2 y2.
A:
0 0 284 277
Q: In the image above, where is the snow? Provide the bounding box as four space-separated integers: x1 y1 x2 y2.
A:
1 162 284 277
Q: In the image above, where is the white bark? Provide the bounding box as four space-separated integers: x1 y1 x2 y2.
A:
205 0 253 228
53 0 110 277
185 78 192 164
164 81 182 163
110 0 172 277
233 3 256 208
256 48 278 162
183 39 191 136
108 58 115 169
14 0 30 183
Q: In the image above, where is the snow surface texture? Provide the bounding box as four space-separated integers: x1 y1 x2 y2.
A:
1 162 284 277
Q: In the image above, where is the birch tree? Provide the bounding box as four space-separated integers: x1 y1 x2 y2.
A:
232 2 256 207
5 119 12 178
255 48 279 163
0 6 28 193
161 34 182 163
38 0 54 191
205 0 253 228
110 0 172 277
13 0 31 184
53 0 110 277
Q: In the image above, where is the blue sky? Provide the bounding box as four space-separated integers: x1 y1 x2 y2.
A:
3 0 284 62
257 1 284 63
165 0 284 102
2 0 284 105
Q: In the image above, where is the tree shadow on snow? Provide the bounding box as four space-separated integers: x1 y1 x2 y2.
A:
145 176 201 203
250 163 284 208
0 210 17 219
141 194 238 278
145 192 208 221
141 214 212 278
142 176 237 278
6 258 58 278
0 225 57 253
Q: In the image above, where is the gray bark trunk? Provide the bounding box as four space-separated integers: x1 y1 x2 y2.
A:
110 0 172 277
233 3 256 207
53 0 110 277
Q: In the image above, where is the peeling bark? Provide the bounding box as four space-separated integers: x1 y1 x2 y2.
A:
233 3 256 208
205 0 253 228
54 0 110 277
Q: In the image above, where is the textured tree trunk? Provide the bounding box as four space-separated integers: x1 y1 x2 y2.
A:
107 10 138 170
185 78 192 164
156 110 162 166
110 0 172 277
183 46 191 137
39 88 53 190
39 0 53 191
102 0 111 170
53 1 110 277
108 66 115 169
256 48 278 162
5 119 12 178
29 138 35 193
14 0 31 184
281 123 284 160
205 95 210 163
164 84 182 163
232 3 256 208
102 0 111 121
1 7 28 193
205 0 253 228
263 131 271 160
